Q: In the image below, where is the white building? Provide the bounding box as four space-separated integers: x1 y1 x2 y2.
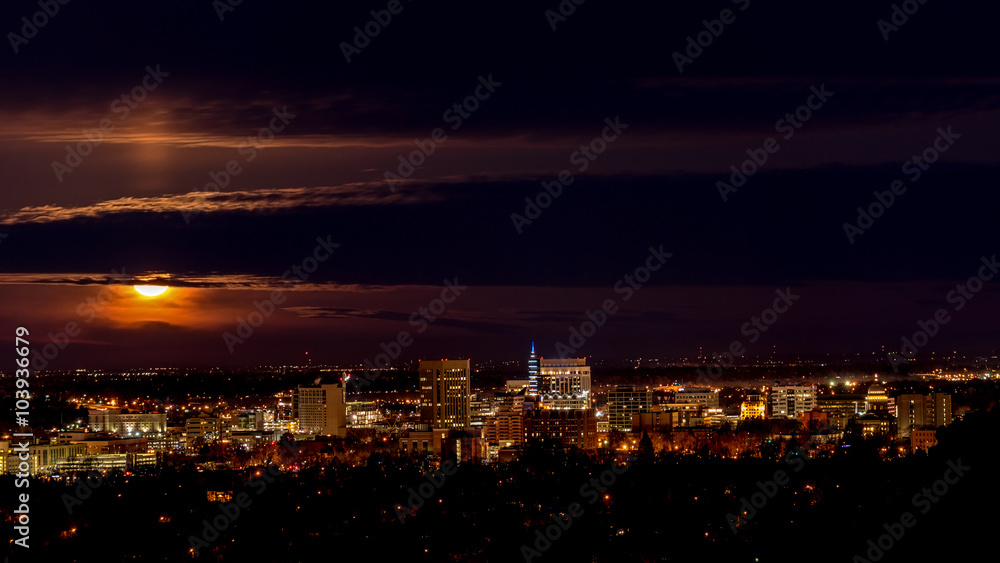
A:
294 383 347 437
770 383 817 418
88 409 167 435
1 441 88 476
346 401 380 428
675 389 720 409
538 358 591 409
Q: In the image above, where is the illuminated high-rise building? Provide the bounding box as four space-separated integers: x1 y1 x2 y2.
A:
527 342 540 395
541 358 591 394
419 359 471 429
607 385 652 431
896 393 952 437
486 406 524 448
538 357 591 409
770 383 816 418
469 393 494 428
294 382 347 437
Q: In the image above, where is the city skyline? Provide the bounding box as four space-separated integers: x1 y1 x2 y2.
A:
2 1 999 560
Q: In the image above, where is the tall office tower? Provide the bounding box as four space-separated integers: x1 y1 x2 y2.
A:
419 359 471 429
487 406 524 448
607 385 652 431
896 393 952 437
769 383 817 418
469 393 495 428
274 393 295 430
538 357 591 409
527 342 540 395
293 382 347 437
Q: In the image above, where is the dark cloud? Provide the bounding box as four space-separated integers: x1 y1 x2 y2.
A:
0 183 439 225
1 167 998 288
1 0 998 367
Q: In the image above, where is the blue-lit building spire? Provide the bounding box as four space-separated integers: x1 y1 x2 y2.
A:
528 342 540 395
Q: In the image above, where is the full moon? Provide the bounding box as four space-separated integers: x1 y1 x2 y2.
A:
134 285 169 297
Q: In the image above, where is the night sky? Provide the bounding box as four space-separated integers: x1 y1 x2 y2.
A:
1 0 998 368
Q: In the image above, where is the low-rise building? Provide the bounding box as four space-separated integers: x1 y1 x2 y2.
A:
631 406 676 433
523 408 598 450
1 441 88 476
857 416 896 438
186 413 222 445
88 408 167 435
399 427 485 463
346 401 380 428
675 389 720 409
660 403 703 427
817 394 865 416
741 394 767 419
911 428 938 453
55 452 156 473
